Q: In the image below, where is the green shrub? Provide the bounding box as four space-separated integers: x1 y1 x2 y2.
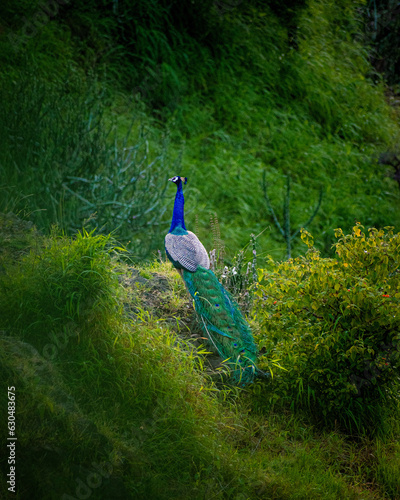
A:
255 224 400 434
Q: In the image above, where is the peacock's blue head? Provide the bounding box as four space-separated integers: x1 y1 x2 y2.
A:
169 176 187 186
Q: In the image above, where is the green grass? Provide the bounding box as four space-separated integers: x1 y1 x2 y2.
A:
1 0 400 261
1 1 400 494
0 69 171 259
0 219 399 499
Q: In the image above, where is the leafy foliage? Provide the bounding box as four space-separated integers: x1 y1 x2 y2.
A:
255 224 400 434
1 0 400 495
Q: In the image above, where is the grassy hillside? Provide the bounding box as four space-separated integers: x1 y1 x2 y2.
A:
0 216 399 499
0 0 400 260
1 1 400 498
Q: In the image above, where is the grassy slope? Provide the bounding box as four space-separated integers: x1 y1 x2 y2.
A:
0 217 399 499
1 1 400 498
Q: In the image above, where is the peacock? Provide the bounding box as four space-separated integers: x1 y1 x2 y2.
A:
165 175 264 385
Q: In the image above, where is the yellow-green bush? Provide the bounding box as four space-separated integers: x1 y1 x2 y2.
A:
255 224 400 434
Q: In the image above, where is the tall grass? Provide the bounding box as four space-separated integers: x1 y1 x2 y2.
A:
1 0 400 261
0 222 399 498
0 70 170 257
173 0 400 258
1 1 400 497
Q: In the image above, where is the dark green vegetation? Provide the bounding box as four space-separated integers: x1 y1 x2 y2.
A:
362 0 400 86
1 217 400 499
1 0 400 259
1 0 400 498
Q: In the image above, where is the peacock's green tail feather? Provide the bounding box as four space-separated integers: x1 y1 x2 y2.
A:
183 266 259 385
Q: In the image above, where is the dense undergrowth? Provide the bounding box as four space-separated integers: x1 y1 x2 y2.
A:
255 224 400 435
0 0 400 260
1 0 400 498
0 217 399 498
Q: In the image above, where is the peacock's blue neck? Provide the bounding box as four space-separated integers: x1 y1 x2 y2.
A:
169 182 187 233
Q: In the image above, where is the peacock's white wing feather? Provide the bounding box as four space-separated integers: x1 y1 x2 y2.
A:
165 231 210 271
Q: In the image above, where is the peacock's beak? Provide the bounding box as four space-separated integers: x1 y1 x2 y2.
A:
168 177 174 182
